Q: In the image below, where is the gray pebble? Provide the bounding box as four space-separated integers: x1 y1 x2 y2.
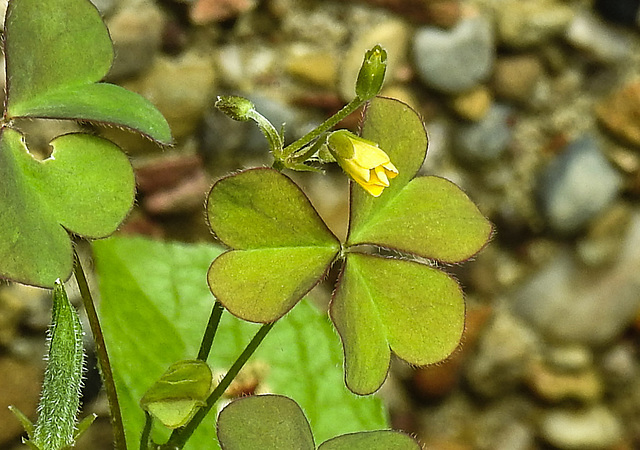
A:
453 104 512 164
536 136 622 234
565 10 633 63
413 14 494 93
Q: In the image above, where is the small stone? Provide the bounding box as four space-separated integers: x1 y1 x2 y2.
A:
526 360 603 403
491 54 544 104
106 0 165 80
353 0 461 25
536 135 622 234
450 86 492 121
547 344 593 372
453 104 512 164
601 342 637 386
338 18 409 100
413 14 494 93
566 10 633 63
465 308 541 397
189 0 256 25
496 0 574 48
126 51 216 140
540 406 624 450
577 202 632 266
286 48 338 88
597 81 640 149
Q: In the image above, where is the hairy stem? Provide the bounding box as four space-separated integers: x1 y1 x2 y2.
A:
74 250 126 450
162 322 275 449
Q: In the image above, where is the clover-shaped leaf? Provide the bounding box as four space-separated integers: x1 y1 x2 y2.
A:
207 169 341 322
0 0 172 288
330 97 493 394
3 0 172 144
216 394 419 450
0 129 135 287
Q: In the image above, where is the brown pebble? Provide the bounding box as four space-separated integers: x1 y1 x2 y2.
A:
596 81 640 149
352 0 461 25
190 0 255 25
492 54 543 103
450 85 492 121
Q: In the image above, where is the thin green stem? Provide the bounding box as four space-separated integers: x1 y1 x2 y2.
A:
162 322 276 449
73 250 126 450
140 412 153 450
247 109 284 159
282 97 365 160
197 301 224 361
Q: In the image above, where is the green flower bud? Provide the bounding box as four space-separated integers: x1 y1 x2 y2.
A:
355 45 388 101
215 95 255 121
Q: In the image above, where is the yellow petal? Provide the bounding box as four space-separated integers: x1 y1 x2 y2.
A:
373 166 390 186
383 162 399 177
350 140 392 168
341 158 371 183
355 178 385 197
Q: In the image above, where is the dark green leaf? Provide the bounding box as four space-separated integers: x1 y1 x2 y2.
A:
207 168 340 322
217 395 315 450
330 253 464 394
0 128 134 287
318 430 420 450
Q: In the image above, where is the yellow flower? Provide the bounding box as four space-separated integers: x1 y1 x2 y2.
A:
327 130 398 197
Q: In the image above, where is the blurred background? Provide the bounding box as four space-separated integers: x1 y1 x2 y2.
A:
2 0 640 448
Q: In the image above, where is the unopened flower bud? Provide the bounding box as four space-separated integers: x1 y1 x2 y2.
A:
355 45 388 101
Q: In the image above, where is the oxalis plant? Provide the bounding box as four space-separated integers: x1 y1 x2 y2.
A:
0 0 492 449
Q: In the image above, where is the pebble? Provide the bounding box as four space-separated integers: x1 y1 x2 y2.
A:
526 360 603 403
125 51 216 140
496 0 574 48
189 0 256 24
105 0 165 80
286 47 338 88
596 80 640 149
450 85 492 121
453 104 512 164
536 135 622 234
540 406 624 449
338 18 409 100
513 213 640 345
565 10 634 64
465 308 541 397
491 54 544 104
354 0 461 26
576 202 632 267
413 14 494 93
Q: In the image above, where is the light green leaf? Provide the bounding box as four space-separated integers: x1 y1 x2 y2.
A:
349 176 492 262
318 430 420 450
348 97 491 262
140 360 213 429
207 168 340 322
0 128 134 287
94 236 387 449
348 97 427 237
217 395 315 450
330 253 464 395
3 0 172 144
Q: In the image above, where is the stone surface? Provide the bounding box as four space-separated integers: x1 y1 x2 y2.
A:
536 136 623 234
286 48 338 88
413 14 494 93
492 54 544 103
189 0 256 24
526 360 603 403
597 80 640 148
565 10 634 63
450 85 492 121
540 406 624 449
496 0 574 48
513 213 640 345
106 0 165 79
453 104 512 164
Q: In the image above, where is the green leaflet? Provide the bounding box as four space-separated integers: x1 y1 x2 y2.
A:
3 0 172 144
207 168 340 323
94 236 387 449
0 129 135 287
216 395 419 450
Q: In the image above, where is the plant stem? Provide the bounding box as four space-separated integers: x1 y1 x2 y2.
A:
73 250 126 450
197 301 224 362
247 109 284 159
140 412 153 450
162 322 276 449
282 97 365 160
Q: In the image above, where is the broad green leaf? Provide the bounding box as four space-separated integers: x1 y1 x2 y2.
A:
349 176 492 262
318 430 420 450
330 253 464 395
217 395 315 450
3 0 172 144
94 236 387 449
207 168 340 322
0 128 134 287
140 360 213 429
348 97 427 238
